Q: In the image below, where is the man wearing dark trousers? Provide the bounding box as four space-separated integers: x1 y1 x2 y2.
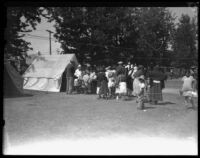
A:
65 60 75 94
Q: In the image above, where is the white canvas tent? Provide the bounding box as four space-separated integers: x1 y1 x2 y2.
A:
4 61 24 97
23 54 78 92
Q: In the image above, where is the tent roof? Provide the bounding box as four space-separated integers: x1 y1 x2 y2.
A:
23 54 78 79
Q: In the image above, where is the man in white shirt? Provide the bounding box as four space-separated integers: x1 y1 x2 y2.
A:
74 65 82 79
74 65 82 93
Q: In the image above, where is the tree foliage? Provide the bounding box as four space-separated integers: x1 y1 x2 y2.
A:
172 14 197 68
47 7 175 67
6 7 196 73
5 7 47 74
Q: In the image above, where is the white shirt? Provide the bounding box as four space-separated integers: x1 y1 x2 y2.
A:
139 82 145 89
74 69 82 79
182 76 195 91
90 72 97 80
106 70 115 79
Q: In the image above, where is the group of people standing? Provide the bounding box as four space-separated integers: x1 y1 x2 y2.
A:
64 60 168 110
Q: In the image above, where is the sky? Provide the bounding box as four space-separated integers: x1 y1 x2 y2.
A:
23 7 197 55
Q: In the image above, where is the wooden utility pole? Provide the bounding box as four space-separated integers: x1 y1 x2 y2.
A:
46 30 54 55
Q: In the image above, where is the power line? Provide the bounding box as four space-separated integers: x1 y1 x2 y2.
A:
19 34 58 42
18 32 57 40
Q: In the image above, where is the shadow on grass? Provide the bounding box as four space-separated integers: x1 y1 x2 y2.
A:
123 97 137 101
4 93 33 98
144 106 156 109
156 101 176 106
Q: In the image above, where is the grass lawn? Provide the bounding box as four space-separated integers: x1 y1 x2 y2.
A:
3 79 198 155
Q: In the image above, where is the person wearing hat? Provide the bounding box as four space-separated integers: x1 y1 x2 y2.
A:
65 60 75 94
105 66 111 79
116 61 125 76
131 65 138 78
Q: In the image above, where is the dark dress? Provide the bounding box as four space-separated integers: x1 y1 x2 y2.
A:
116 65 125 76
148 69 166 102
65 63 75 93
127 69 133 91
97 72 108 96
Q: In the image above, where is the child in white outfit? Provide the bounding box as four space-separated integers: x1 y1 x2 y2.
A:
180 71 196 109
137 77 146 110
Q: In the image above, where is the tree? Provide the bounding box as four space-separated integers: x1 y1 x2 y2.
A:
47 7 136 65
135 7 175 67
172 14 197 68
47 7 175 67
4 7 47 74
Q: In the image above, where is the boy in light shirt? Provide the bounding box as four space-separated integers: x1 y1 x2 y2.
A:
74 65 82 93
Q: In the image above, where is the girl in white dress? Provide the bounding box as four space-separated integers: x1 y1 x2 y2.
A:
180 70 196 109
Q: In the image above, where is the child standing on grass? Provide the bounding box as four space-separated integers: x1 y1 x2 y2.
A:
180 70 196 110
96 68 109 99
136 77 146 110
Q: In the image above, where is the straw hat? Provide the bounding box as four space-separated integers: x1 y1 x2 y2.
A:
105 66 111 70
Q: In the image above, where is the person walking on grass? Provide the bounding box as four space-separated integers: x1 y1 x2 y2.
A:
180 70 197 110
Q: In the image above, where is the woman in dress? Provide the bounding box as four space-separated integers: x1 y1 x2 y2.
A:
180 70 196 109
89 68 97 94
148 65 166 105
126 64 134 97
107 70 116 99
132 65 144 97
96 67 109 99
